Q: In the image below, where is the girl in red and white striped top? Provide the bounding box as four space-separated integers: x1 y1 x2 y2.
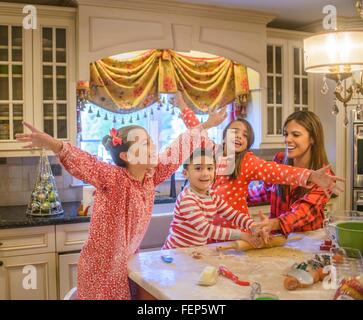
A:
163 149 268 249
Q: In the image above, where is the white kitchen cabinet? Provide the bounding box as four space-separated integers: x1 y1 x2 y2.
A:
55 222 89 252
261 29 314 146
0 3 76 157
0 225 55 257
0 225 57 300
58 252 79 299
0 252 57 300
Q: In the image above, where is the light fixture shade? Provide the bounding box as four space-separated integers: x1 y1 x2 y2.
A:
304 31 363 73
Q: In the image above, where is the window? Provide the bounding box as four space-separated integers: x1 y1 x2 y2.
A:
79 95 230 173
267 44 283 136
293 47 308 112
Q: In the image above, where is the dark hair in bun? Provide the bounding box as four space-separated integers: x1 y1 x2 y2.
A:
102 125 147 167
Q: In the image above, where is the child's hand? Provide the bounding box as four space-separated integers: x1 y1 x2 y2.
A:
249 211 271 245
308 164 345 196
15 121 63 153
203 106 227 129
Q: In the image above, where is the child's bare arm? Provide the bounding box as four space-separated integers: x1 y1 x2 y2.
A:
16 121 63 153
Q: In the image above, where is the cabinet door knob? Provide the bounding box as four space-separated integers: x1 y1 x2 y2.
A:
0 261 3 267
0 242 3 246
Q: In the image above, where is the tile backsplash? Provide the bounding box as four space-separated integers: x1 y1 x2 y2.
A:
0 156 82 206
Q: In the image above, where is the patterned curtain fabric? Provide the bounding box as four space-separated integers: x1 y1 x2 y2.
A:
90 49 249 114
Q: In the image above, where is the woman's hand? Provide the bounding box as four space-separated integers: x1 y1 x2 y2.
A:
202 106 227 130
308 164 345 196
15 121 63 153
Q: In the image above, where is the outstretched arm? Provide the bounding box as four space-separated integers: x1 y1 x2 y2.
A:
244 154 344 195
16 122 118 189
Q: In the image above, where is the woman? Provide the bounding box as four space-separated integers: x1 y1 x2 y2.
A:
247 110 340 236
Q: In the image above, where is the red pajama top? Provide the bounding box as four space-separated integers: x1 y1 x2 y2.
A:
247 152 331 235
57 126 207 300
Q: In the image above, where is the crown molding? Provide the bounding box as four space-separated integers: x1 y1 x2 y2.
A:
267 27 312 40
298 16 363 32
77 0 276 25
0 2 76 19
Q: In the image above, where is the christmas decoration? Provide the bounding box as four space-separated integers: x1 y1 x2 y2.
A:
27 150 63 216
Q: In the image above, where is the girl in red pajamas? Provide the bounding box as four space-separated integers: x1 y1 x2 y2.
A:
15 94 227 300
247 110 337 236
177 98 342 242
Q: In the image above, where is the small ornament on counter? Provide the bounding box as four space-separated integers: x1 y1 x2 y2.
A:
26 149 63 217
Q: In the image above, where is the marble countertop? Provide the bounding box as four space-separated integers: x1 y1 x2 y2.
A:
128 230 336 300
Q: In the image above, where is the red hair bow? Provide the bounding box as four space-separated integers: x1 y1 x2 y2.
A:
110 128 122 146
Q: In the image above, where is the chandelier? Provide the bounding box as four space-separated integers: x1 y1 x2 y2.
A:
303 1 363 125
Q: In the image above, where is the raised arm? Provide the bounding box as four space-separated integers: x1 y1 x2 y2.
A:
16 122 118 189
153 103 227 186
56 143 119 189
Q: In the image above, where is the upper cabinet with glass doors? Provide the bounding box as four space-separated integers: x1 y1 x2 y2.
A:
262 30 313 146
0 3 76 157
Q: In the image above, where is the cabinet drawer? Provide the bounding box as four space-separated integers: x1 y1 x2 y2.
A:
56 223 90 252
0 226 56 257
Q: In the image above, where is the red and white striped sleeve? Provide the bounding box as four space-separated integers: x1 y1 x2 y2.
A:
213 193 255 230
178 195 236 241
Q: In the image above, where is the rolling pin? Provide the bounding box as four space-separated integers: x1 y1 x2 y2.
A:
216 235 302 252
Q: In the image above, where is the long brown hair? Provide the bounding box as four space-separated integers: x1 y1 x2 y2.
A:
222 117 255 179
278 110 329 198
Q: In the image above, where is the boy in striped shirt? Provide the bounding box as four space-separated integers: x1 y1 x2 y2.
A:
163 148 268 249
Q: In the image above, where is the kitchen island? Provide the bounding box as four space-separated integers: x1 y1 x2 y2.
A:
128 230 337 300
